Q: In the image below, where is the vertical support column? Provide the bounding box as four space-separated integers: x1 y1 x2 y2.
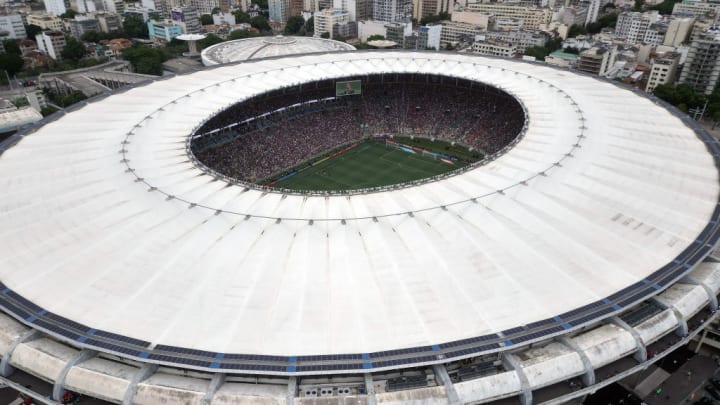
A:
611 317 647 362
202 373 225 405
558 337 595 386
122 363 158 405
52 349 97 401
286 376 296 405
0 330 40 377
364 373 377 405
501 353 532 405
682 276 718 312
432 364 460 405
652 297 688 337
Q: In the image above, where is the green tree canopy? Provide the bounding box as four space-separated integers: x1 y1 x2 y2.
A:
249 15 271 31
419 11 449 25
648 0 681 14
304 16 313 33
25 24 42 39
653 83 707 110
122 45 168 75
228 28 259 40
320 31 330 39
284 15 305 34
60 9 77 18
200 14 213 25
523 45 550 60
200 33 224 48
2 39 20 55
232 10 251 23
568 24 586 38
367 34 385 41
123 14 148 38
0 52 24 76
61 36 87 62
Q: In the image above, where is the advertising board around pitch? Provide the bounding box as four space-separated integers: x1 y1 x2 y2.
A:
336 80 362 96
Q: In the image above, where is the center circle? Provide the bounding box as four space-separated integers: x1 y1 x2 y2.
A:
188 73 526 193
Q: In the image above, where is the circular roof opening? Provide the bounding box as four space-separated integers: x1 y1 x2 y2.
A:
189 73 526 193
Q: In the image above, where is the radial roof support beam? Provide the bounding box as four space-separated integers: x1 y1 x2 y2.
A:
652 297 688 337
682 275 718 312
122 363 157 405
502 353 532 405
557 337 595 386
611 317 647 363
432 364 460 405
202 373 225 404
52 349 96 401
0 329 40 377
286 376 296 405
364 373 377 405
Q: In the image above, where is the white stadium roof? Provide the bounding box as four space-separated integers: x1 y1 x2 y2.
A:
200 35 356 65
0 51 718 376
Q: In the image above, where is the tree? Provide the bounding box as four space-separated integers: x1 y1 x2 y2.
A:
249 15 271 31
124 14 148 38
367 34 385 41
200 14 213 25
232 10 251 23
284 15 305 34
60 9 77 18
61 36 87 62
0 53 24 76
649 0 681 14
653 83 706 110
563 47 580 54
122 45 168 75
211 7 221 14
545 36 562 52
568 24 586 38
25 24 42 39
201 33 224 48
229 29 259 40
320 31 330 39
304 16 313 33
633 0 644 11
523 45 550 60
419 11 449 25
41 105 59 117
597 13 617 28
2 39 20 55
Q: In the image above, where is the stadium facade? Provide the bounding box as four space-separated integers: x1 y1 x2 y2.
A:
0 51 718 404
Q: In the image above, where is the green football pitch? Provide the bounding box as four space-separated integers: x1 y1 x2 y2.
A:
274 141 468 191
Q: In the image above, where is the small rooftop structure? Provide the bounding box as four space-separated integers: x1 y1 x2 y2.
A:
368 39 398 48
0 107 42 133
200 35 355 65
176 33 207 57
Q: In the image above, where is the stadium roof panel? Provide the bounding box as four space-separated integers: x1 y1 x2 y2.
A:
200 35 357 65
0 51 717 371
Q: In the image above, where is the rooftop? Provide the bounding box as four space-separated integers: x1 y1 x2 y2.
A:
200 35 356 65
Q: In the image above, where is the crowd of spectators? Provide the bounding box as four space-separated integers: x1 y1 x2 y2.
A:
192 74 525 183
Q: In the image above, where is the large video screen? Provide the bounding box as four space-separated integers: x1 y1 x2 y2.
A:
336 80 362 96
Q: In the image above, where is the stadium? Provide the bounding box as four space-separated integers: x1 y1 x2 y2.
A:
0 50 718 405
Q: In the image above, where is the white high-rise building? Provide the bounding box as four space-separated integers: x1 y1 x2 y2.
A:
44 0 67 16
372 0 411 23
585 0 600 25
314 8 350 37
0 14 27 39
36 30 66 60
269 0 290 22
